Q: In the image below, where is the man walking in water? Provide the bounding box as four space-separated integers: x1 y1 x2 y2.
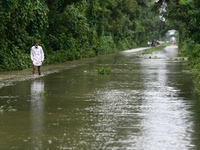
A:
30 40 44 75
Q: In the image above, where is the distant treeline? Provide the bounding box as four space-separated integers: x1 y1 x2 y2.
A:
155 0 200 94
0 0 164 71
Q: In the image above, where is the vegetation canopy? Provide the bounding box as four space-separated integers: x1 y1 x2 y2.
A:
155 0 200 94
0 0 164 70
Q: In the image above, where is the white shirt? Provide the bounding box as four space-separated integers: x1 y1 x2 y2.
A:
30 46 44 66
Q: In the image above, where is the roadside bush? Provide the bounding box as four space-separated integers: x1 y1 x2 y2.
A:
0 41 30 71
181 41 200 95
180 39 196 56
99 36 116 54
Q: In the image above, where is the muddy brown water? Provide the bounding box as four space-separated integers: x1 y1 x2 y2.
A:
0 46 200 150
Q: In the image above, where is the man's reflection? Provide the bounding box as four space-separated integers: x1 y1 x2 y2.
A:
30 79 44 149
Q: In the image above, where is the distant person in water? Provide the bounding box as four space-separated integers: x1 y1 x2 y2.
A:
30 40 44 75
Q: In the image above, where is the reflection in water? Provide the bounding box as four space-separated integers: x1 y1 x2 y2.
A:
84 88 145 149
138 59 195 150
80 52 195 149
30 79 44 149
0 46 199 149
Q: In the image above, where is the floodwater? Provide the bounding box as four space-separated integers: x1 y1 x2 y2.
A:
0 45 200 150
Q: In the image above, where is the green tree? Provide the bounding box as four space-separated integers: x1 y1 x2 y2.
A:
0 0 163 70
0 0 48 70
155 0 200 93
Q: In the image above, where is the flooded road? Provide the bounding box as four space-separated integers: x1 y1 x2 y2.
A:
0 45 200 150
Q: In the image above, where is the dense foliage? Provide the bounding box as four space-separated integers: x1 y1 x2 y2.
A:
0 0 164 71
156 0 200 93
